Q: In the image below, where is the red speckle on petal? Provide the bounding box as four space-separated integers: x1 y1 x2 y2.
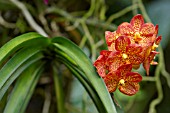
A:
130 14 144 32
140 23 155 36
119 82 140 96
104 71 119 93
115 36 131 52
117 22 134 35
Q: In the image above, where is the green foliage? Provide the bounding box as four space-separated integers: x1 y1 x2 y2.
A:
0 33 117 113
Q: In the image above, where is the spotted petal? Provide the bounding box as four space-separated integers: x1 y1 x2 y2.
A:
140 23 155 36
100 50 112 56
117 22 134 35
115 36 131 52
126 44 144 64
93 55 106 77
105 31 118 46
126 72 142 82
107 51 126 71
104 71 119 93
126 44 142 54
118 82 140 96
130 14 144 32
94 50 111 77
117 64 132 77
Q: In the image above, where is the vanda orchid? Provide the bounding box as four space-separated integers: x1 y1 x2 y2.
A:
94 14 162 96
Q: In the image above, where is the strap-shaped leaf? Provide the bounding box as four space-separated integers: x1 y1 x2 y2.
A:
54 50 88 80
0 52 44 100
0 32 49 64
3 61 45 113
0 47 43 90
55 55 106 113
52 37 117 113
52 64 66 113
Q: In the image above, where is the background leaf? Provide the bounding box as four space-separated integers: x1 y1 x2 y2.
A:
3 61 45 113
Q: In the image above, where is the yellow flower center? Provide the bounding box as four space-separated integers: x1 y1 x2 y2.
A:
134 32 142 43
119 79 125 86
152 43 158 50
135 32 140 38
122 53 128 59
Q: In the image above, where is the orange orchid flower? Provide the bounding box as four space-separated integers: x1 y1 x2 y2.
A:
93 14 162 95
116 14 156 45
104 64 142 96
107 36 143 67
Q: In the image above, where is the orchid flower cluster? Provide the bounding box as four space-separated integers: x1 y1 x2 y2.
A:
93 14 162 96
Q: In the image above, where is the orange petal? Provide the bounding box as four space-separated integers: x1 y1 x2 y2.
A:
108 43 116 51
100 50 112 56
104 72 119 93
107 51 125 71
115 36 131 52
117 64 132 77
126 72 142 82
118 82 140 96
143 51 158 76
126 44 144 64
129 55 143 65
105 31 117 46
155 36 162 45
93 55 107 77
117 22 134 35
140 23 155 36
130 14 144 32
94 51 111 77
142 43 152 58
154 25 159 36
126 44 142 54
143 58 150 76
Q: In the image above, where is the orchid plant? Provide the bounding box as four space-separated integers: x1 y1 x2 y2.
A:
0 12 162 113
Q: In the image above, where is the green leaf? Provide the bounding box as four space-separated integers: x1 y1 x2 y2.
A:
0 32 49 65
52 37 117 113
3 61 45 113
0 47 43 91
0 52 44 100
52 64 66 113
56 56 106 113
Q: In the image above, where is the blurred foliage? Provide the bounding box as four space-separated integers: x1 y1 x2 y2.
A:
0 0 170 113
